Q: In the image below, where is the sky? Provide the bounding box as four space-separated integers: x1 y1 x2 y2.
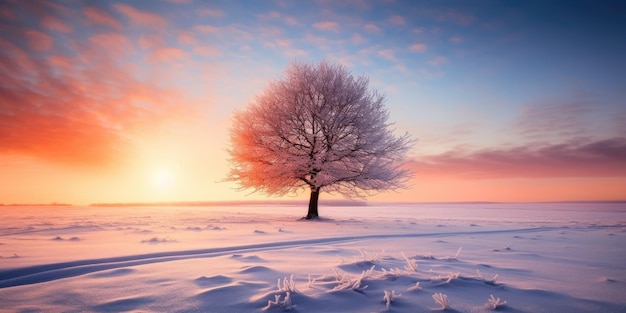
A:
1 0 625 205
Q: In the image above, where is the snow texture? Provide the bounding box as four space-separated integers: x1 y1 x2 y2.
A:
0 202 625 312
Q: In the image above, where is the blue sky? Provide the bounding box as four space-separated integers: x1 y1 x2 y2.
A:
1 0 625 203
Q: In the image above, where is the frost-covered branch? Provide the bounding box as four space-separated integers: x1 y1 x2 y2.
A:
487 294 507 310
476 270 499 285
432 292 450 310
445 246 462 260
383 290 400 310
407 282 421 291
277 274 299 293
360 249 384 262
329 266 373 292
262 292 296 311
401 251 418 272
430 272 460 284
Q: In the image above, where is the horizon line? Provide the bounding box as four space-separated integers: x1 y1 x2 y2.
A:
2 199 626 207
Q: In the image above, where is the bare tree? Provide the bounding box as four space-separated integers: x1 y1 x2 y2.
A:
227 61 413 219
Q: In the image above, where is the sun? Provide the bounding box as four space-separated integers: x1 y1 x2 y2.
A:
151 169 174 189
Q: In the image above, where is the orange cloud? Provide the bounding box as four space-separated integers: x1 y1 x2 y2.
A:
113 3 167 29
193 45 221 58
24 29 53 51
0 7 12 20
139 34 166 50
148 47 189 62
0 38 36 72
84 7 122 30
90 33 132 57
195 24 219 33
0 27 191 167
42 16 72 32
48 54 72 70
178 31 197 45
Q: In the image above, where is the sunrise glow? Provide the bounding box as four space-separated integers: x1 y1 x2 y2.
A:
151 169 174 190
0 1 624 205
1 2 626 310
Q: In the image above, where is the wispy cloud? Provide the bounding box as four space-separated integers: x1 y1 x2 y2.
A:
449 36 463 43
428 55 448 66
113 3 167 29
364 23 380 32
198 8 224 18
419 68 444 79
409 43 427 52
139 34 166 50
389 15 405 25
411 138 626 179
84 7 122 30
257 10 299 26
194 24 219 33
393 64 408 72
147 47 189 63
0 7 13 20
431 9 475 26
42 16 72 32
285 48 308 57
194 24 252 41
258 11 281 20
177 31 197 45
24 29 53 51
90 33 132 56
193 45 221 58
284 16 299 26
275 38 291 48
378 49 396 61
313 21 339 31
0 23 192 167
515 100 594 141
351 33 366 45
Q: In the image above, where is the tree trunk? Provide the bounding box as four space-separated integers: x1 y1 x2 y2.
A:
305 188 320 219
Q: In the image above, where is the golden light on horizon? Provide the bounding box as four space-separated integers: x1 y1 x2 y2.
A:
151 169 175 190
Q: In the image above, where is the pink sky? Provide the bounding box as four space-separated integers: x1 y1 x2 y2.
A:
1 1 624 204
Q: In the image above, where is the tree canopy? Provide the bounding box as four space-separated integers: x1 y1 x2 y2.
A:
227 61 413 218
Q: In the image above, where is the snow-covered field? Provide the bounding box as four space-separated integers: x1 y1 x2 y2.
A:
1 202 625 312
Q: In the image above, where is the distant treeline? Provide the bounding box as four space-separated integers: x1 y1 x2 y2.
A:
0 203 73 206
89 200 368 207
